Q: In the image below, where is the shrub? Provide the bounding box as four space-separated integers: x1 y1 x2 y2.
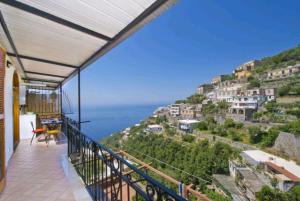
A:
287 109 300 118
260 128 279 147
248 126 263 144
265 101 279 113
235 122 244 129
182 135 195 143
278 85 291 96
197 121 208 130
280 119 300 136
224 118 235 128
227 128 242 141
253 111 263 120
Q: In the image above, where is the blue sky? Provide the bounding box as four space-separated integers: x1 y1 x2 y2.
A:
63 0 300 107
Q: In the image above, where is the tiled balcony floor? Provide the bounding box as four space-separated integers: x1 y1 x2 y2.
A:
0 139 75 201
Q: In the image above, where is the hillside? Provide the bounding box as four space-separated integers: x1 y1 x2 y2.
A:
255 45 300 73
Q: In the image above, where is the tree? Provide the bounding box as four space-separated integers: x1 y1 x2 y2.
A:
248 126 263 144
217 100 230 114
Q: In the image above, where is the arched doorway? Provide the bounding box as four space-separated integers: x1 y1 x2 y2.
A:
13 72 20 150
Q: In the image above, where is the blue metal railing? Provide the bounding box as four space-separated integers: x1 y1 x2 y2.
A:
62 115 187 201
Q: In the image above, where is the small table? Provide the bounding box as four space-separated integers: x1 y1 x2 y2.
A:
41 119 62 129
41 119 63 143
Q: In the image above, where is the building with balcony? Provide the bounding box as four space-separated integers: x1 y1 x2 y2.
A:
180 105 196 119
169 104 182 117
0 1 191 201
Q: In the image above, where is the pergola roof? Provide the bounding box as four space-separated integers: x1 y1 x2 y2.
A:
0 0 175 88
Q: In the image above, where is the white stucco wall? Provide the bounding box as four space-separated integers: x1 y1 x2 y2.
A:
4 58 15 167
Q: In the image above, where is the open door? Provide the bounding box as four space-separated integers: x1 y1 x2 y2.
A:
13 72 20 150
0 49 6 192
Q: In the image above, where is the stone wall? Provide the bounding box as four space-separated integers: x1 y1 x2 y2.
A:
273 132 300 159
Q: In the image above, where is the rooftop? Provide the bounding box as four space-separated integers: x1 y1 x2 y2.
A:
264 161 300 182
241 150 300 178
178 119 199 124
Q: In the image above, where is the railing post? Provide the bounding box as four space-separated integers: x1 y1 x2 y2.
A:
59 84 62 118
77 69 81 131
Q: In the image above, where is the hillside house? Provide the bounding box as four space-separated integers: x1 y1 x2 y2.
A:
241 150 300 192
264 88 277 101
246 88 265 96
230 96 266 109
234 60 261 79
267 64 300 80
180 105 196 119
227 108 256 122
196 84 214 95
178 119 199 133
146 125 163 133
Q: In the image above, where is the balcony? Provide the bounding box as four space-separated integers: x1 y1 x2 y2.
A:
0 139 76 201
0 1 189 200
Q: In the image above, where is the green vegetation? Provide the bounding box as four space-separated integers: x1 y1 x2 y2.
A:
182 134 195 143
280 119 300 135
122 135 237 186
247 126 279 147
222 74 236 81
199 101 230 117
155 115 167 124
256 185 300 201
254 45 300 73
247 77 260 89
175 94 206 104
278 82 300 96
103 129 238 201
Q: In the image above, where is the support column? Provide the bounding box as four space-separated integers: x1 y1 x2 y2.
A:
78 69 81 130
59 84 62 116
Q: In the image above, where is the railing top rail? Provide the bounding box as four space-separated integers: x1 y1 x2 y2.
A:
63 115 187 201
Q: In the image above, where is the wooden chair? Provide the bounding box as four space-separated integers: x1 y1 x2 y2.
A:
30 121 47 145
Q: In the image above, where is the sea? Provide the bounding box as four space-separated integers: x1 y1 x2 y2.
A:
66 104 166 141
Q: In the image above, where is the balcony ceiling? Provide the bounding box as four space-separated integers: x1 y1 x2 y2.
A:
0 0 175 88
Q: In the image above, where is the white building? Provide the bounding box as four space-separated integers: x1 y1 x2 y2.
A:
178 119 199 133
241 150 300 192
146 124 163 133
264 88 276 101
230 96 266 109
